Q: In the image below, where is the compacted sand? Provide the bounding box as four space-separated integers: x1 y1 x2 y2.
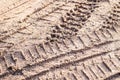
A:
0 0 120 80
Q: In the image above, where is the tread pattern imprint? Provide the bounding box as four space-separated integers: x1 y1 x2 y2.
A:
0 0 120 80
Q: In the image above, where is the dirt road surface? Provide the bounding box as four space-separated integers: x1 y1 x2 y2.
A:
0 0 120 80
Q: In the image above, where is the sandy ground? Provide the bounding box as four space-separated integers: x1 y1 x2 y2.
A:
0 0 120 80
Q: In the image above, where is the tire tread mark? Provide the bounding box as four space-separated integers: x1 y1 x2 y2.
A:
31 1 71 21
89 65 102 79
12 51 26 64
63 38 75 50
77 36 86 47
56 40 68 52
34 45 45 59
36 54 120 80
21 48 33 61
105 60 117 72
71 71 83 80
0 24 120 79
43 43 53 55
3 54 15 68
106 29 114 39
88 66 98 79
94 31 101 41
82 68 93 79
0 0 32 15
71 36 84 49
25 47 120 80
110 58 120 69
28 46 40 59
0 27 120 79
81 70 90 80
105 72 120 80
49 42 61 54
95 30 107 41
68 73 78 80
0 58 7 75
79 33 92 47
103 61 112 72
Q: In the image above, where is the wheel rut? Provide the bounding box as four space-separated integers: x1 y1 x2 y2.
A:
0 0 120 80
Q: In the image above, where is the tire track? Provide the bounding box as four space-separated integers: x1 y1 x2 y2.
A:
2 0 69 39
41 54 120 80
2 2 118 50
0 0 120 80
48 0 117 42
0 23 120 79
0 0 82 49
1 40 120 80
25 42 120 80
0 3 120 73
